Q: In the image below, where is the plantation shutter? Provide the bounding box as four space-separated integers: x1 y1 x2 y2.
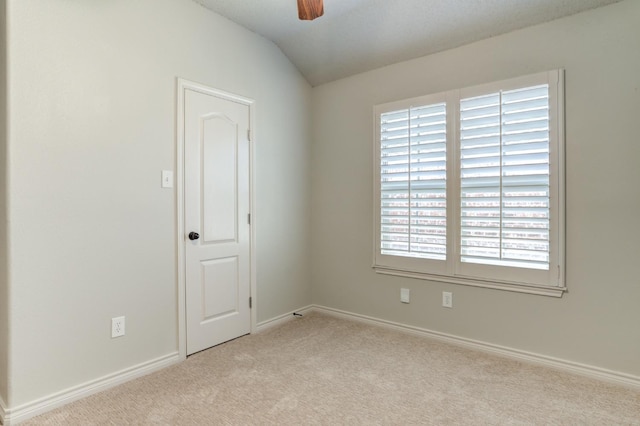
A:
459 85 550 270
380 103 447 260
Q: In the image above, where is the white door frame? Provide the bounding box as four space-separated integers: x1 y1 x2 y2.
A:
176 78 257 360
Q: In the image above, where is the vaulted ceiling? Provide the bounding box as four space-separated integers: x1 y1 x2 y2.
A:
194 0 622 86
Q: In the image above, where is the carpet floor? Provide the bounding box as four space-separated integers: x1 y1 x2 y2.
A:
25 312 640 425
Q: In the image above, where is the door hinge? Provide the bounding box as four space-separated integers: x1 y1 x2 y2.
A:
249 297 252 309
247 129 251 141
247 213 251 225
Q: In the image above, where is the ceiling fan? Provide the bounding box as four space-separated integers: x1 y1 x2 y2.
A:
297 0 324 20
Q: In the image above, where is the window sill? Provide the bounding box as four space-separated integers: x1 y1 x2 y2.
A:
373 266 567 298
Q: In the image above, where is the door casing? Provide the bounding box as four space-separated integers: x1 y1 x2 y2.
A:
176 78 257 359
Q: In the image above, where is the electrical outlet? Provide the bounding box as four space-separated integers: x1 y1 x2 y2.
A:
442 291 453 308
112 316 125 338
400 288 410 304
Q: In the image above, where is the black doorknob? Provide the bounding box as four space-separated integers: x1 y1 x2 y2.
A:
188 232 200 241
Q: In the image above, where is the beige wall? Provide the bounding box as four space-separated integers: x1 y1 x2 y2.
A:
0 0 8 409
5 0 311 407
4 0 639 415
311 0 640 376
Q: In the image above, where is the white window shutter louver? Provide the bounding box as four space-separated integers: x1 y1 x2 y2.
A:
374 70 564 295
380 103 447 260
459 85 550 270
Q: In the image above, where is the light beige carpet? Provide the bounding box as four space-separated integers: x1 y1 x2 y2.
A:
25 312 640 425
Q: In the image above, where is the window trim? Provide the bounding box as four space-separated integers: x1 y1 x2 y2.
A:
373 70 566 297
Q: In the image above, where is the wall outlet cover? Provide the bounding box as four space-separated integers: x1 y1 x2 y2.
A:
112 316 126 338
442 292 453 308
401 288 410 303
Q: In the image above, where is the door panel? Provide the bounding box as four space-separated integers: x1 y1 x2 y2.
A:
201 257 239 321
202 114 237 243
184 88 251 355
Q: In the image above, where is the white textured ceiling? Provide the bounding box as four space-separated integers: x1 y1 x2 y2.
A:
194 0 622 86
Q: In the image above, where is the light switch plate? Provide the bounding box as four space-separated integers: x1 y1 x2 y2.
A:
161 170 173 188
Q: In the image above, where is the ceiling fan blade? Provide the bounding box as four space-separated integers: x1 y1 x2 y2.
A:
298 0 324 21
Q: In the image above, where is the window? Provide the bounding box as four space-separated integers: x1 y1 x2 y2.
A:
374 70 565 296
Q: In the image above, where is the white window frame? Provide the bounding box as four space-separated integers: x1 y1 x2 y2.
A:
373 70 565 297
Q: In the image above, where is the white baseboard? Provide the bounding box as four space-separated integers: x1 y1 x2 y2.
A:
2 352 180 425
5 306 638 424
256 304 314 333
313 305 640 390
2 305 314 425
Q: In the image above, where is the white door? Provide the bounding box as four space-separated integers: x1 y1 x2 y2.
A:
184 86 251 355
